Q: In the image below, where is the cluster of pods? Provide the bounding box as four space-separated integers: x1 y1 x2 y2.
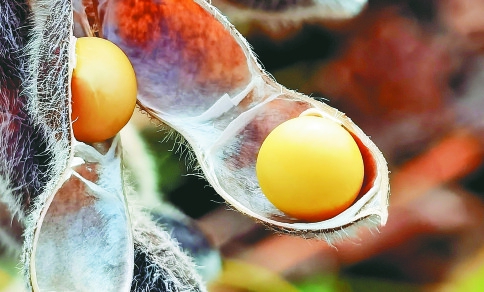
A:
0 0 388 290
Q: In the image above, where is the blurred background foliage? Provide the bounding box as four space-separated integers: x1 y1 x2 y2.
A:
2 0 484 291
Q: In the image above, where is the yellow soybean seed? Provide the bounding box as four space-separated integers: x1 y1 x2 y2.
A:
71 37 137 143
256 115 364 222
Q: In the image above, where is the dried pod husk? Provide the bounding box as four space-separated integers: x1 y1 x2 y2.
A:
130 207 209 292
30 138 135 291
0 0 28 256
96 0 389 241
16 0 206 291
0 0 49 235
22 0 134 290
0 203 23 255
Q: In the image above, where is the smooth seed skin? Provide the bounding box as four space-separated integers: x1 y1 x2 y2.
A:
256 116 364 222
71 37 137 143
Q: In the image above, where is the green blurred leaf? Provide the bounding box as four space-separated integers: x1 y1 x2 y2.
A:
140 128 187 194
446 261 484 291
295 274 348 292
211 259 300 292
0 260 16 291
344 276 420 292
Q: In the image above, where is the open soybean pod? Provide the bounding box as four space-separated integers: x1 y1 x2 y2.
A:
0 0 205 291
76 0 389 240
